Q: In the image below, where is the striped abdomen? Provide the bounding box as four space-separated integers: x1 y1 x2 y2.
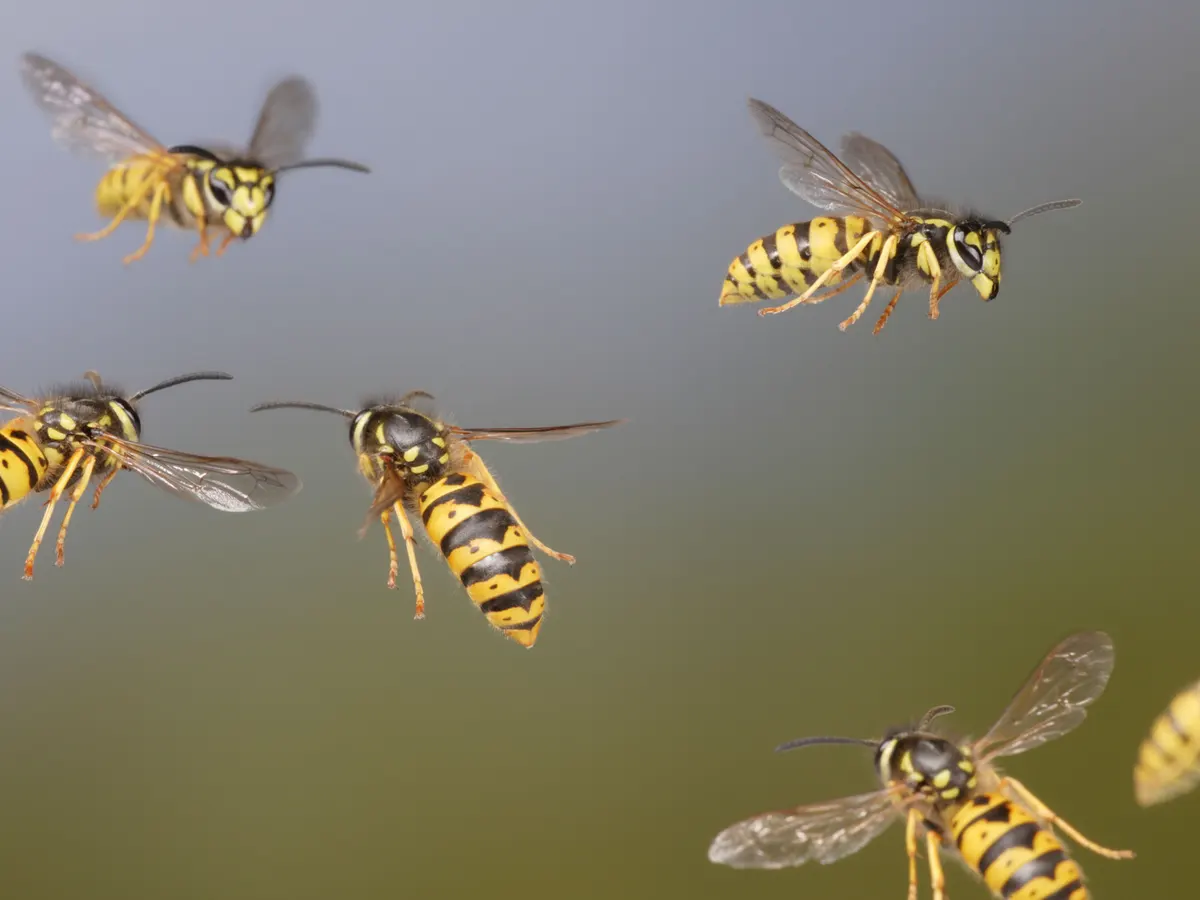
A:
1134 677 1200 806
95 156 206 231
950 794 1087 900
0 418 49 511
718 215 884 306
418 473 545 648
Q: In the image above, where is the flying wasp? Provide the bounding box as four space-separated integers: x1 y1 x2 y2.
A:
718 98 1080 334
1133 676 1200 807
18 52 369 265
708 631 1134 899
0 371 300 579
250 392 622 648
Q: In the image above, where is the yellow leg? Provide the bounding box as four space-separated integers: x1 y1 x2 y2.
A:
462 448 574 564
872 288 905 335
189 221 213 263
215 233 237 257
75 168 163 243
758 231 879 316
838 234 898 332
56 455 97 567
925 831 947 900
121 180 169 265
391 501 426 619
1001 777 1136 860
23 448 85 580
917 244 944 320
929 275 959 322
90 466 120 510
904 808 920 900
795 271 863 306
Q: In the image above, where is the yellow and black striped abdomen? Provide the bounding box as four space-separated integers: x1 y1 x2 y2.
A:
0 418 49 511
418 472 545 648
1135 678 1200 806
95 156 205 230
718 215 880 306
950 794 1087 900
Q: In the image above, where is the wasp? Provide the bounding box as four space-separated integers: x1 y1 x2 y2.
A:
19 52 369 265
708 631 1134 899
718 98 1081 334
1133 676 1200 807
250 392 622 648
0 371 300 579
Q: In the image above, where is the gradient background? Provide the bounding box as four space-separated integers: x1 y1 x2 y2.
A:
0 2 1197 897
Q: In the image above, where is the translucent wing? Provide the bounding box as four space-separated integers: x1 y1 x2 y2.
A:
247 76 318 169
91 435 300 512
839 132 922 211
974 631 1115 763
451 420 625 443
19 52 167 161
746 98 910 224
708 790 896 869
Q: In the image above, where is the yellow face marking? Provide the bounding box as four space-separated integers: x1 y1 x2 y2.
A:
402 446 420 463
105 402 139 441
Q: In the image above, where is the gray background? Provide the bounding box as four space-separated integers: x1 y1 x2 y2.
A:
1 1 1197 897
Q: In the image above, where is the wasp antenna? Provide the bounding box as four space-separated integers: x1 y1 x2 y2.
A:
1007 198 1082 228
129 371 234 401
917 705 956 731
250 400 356 418
775 735 878 754
276 157 370 174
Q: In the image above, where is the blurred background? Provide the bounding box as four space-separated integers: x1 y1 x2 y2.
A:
0 1 1196 897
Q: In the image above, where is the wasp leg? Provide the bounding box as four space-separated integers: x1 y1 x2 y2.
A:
926 830 947 900
790 271 864 307
90 466 121 510
23 448 85 580
215 233 237 257
375 504 426 619
121 179 170 265
916 243 944 321
56 454 97 566
904 808 921 900
189 222 213 263
839 233 899 331
75 165 165 244
869 288 904 335
1001 777 1135 860
759 231 880 316
929 275 960 322
461 449 574 564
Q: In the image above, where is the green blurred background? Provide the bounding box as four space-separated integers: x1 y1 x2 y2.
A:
0 1 1197 897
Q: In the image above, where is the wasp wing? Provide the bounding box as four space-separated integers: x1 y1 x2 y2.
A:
450 420 625 444
974 631 1115 763
746 98 910 225
708 790 896 869
89 436 300 512
20 52 168 162
247 76 318 169
839 132 922 212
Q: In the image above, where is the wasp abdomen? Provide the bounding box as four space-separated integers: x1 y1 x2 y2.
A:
0 420 48 510
719 215 878 306
951 794 1087 900
419 473 545 648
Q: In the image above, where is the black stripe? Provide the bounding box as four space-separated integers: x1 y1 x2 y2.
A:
481 581 544 615
1041 879 1084 900
439 507 516 558
955 797 1009 850
441 473 468 487
761 232 782 269
1166 705 1193 744
421 481 487 525
739 251 756 279
0 432 41 500
1000 847 1067 898
976 821 1039 877
501 612 543 633
832 220 848 255
461 545 536 587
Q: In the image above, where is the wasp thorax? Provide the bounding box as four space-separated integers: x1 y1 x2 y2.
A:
879 734 976 804
948 222 1004 301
